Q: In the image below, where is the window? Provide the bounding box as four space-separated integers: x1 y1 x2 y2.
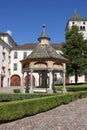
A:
80 26 85 31
83 26 85 31
80 26 83 31
3 46 5 50
72 21 75 24
23 52 27 58
14 52 18 58
14 63 17 70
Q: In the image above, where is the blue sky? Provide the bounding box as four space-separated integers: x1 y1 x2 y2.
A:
0 0 87 45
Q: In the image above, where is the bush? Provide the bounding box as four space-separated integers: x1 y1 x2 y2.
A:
55 85 87 92
0 93 56 102
13 89 20 93
0 91 87 123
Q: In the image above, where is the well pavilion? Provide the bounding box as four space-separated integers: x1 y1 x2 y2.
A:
20 25 67 93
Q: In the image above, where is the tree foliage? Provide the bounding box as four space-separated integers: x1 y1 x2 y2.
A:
62 25 87 83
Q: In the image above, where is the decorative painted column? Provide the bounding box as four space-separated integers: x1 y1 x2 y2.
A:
48 69 53 93
29 69 33 93
21 71 25 93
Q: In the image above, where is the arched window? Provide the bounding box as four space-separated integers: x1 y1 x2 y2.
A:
83 26 85 31
80 26 83 31
72 21 75 24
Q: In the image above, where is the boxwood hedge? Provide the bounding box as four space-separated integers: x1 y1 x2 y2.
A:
0 91 87 123
55 85 87 92
0 93 57 102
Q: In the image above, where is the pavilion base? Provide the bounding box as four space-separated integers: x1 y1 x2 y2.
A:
29 88 33 93
21 87 25 93
33 88 53 93
47 89 53 94
61 88 67 93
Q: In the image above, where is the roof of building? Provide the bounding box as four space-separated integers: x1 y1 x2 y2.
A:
0 38 11 50
12 43 63 50
65 12 87 31
0 32 17 46
69 12 87 21
24 43 66 62
20 25 66 63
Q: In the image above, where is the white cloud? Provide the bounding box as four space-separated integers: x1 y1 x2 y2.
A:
6 30 12 36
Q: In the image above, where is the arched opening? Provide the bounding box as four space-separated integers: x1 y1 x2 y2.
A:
34 62 47 68
25 75 35 86
10 75 21 86
1 76 4 87
53 63 63 69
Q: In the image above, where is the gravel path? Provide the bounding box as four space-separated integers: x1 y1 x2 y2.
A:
0 97 87 130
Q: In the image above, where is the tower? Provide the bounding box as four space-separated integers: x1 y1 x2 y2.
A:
65 12 87 83
65 12 87 39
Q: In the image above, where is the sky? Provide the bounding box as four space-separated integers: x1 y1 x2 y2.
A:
0 0 87 45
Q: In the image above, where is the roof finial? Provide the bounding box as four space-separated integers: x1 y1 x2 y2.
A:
38 24 50 42
42 24 46 33
42 24 46 28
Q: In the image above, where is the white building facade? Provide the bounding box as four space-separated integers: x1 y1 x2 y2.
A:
0 33 17 87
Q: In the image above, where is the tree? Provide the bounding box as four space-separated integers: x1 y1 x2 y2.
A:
62 25 87 84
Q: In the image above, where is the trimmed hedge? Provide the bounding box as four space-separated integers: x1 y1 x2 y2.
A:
67 86 87 91
0 91 87 123
0 93 56 102
55 85 87 92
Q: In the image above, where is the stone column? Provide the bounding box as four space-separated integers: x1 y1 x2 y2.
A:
25 72 29 93
39 73 42 87
52 72 55 93
62 69 67 93
29 69 33 93
48 69 53 93
21 72 25 93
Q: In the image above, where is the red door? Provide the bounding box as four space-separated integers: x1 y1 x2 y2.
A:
25 75 35 86
10 75 20 86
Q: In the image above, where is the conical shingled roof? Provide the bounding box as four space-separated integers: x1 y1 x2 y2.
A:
21 25 67 63
26 43 66 61
70 12 87 21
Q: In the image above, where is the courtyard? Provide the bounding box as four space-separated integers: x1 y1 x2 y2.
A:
0 97 87 130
